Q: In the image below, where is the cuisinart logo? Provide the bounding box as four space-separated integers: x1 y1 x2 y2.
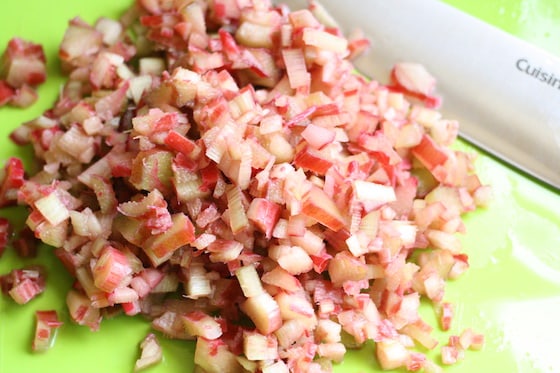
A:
516 58 560 89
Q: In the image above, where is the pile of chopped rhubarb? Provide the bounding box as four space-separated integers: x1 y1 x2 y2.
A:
0 38 47 108
0 0 491 372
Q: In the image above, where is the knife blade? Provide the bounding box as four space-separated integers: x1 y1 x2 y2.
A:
282 0 560 190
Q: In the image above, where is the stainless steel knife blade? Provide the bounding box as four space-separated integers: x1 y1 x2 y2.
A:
283 0 560 189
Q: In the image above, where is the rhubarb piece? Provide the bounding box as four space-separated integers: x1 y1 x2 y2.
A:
438 302 454 331
32 310 63 352
243 331 279 361
1 37 46 87
241 291 282 335
143 213 196 266
235 265 263 299
66 290 101 331
301 186 346 231
92 245 133 293
246 198 281 239
391 62 441 108
0 157 25 207
0 37 46 107
129 149 174 194
412 135 449 174
11 84 39 107
59 17 103 65
1 266 46 305
376 339 410 371
0 80 15 105
194 338 242 373
34 192 70 226
182 311 223 340
134 333 163 372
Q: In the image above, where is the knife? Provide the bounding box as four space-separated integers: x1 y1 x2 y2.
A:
282 0 560 190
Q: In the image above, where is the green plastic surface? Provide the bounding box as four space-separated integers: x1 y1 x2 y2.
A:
1 1 559 372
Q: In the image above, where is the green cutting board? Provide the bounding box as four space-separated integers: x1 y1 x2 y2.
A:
0 1 559 372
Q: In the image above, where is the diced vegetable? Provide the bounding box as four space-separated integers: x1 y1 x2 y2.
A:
301 186 346 231
0 157 25 207
59 17 103 64
0 80 15 106
438 302 454 331
441 345 463 365
391 62 440 108
241 291 282 335
142 213 196 266
92 246 132 293
66 290 101 331
34 192 70 226
0 0 490 371
134 333 163 372
1 266 46 304
32 310 63 352
194 338 243 373
269 245 313 275
247 198 281 239
0 37 47 107
182 311 223 340
376 339 410 370
235 264 264 298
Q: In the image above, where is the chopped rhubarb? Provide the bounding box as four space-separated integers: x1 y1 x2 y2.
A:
0 1 490 371
129 149 175 194
301 186 346 231
34 192 70 226
66 290 101 331
194 338 242 373
376 339 410 370
438 302 454 331
11 84 39 107
0 37 46 86
411 134 449 173
261 266 302 293
282 48 310 91
243 331 279 361
293 144 334 175
246 198 281 239
92 245 133 293
0 157 25 207
235 264 264 298
118 189 173 234
0 37 47 107
0 80 15 106
302 28 348 54
134 333 163 372
241 291 282 335
182 311 223 340
32 310 63 352
59 17 103 64
1 266 46 304
300 123 336 150
269 245 313 276
143 213 195 266
391 62 440 108
441 345 463 365
226 185 249 234
164 130 198 156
